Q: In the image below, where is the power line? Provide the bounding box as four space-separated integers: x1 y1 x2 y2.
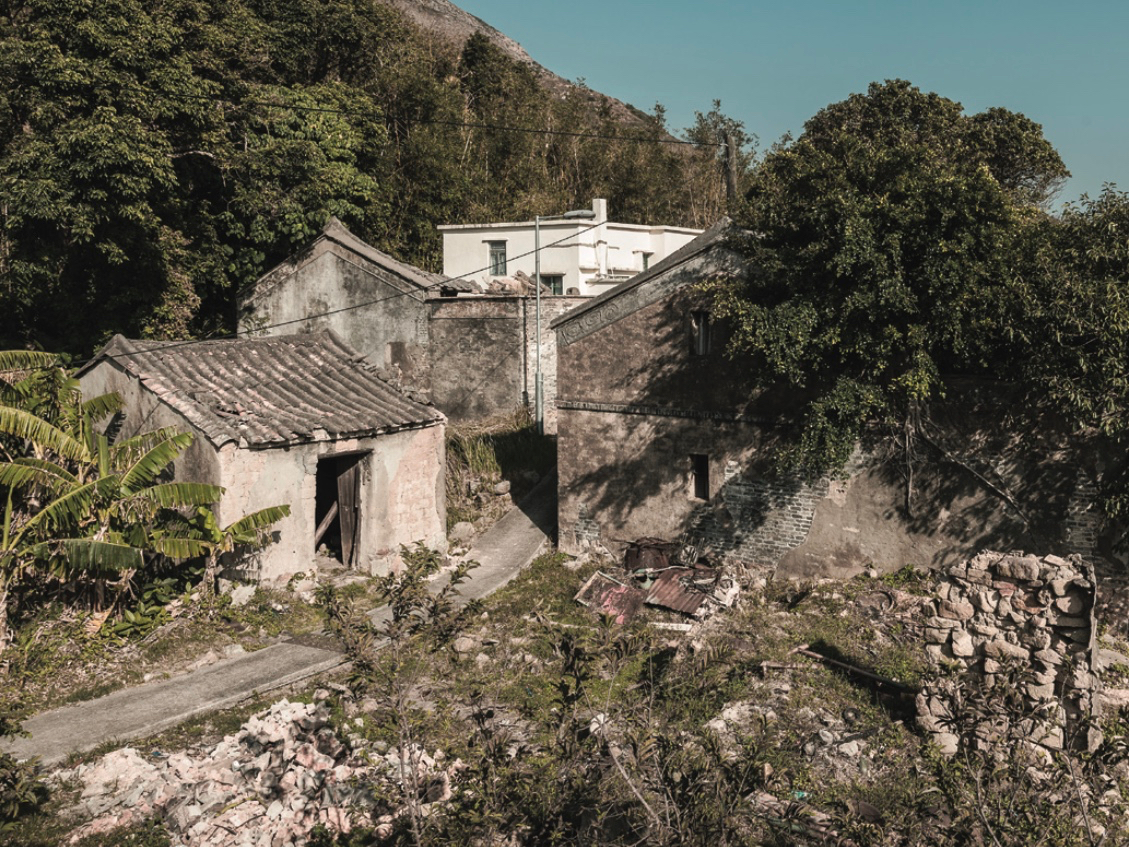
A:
161 91 721 148
72 218 612 370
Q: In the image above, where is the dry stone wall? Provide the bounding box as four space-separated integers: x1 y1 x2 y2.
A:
916 550 1099 755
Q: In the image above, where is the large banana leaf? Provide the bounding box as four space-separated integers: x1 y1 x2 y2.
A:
117 432 195 493
79 392 124 425
0 351 59 374
16 477 116 537
225 504 292 535
147 535 211 559
0 458 79 492
30 537 144 572
0 407 90 462
131 482 224 508
112 427 191 467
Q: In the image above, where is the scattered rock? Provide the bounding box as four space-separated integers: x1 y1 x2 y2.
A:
229 584 256 608
64 699 464 847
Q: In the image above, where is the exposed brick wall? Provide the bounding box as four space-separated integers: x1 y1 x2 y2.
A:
687 472 830 567
1066 471 1101 562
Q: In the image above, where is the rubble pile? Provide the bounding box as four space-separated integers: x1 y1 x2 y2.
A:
63 699 459 846
915 551 1100 755
574 537 741 625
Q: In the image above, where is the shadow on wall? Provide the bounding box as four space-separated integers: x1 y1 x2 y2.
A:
561 284 1101 570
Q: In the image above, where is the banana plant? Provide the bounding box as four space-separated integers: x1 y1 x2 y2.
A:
182 504 293 595
0 352 222 652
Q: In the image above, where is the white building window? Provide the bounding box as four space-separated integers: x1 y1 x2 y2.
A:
488 241 507 276
541 274 564 295
641 252 653 271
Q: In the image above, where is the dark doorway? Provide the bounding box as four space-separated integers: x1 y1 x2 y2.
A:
314 453 365 567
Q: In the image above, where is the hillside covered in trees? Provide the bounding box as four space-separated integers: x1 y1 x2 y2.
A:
0 0 746 355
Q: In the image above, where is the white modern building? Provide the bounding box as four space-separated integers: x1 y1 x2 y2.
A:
438 199 703 297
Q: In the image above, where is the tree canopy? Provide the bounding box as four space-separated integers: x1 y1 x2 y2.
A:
0 0 745 355
709 80 1075 474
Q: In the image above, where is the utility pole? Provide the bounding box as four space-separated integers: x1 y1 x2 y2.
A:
724 130 739 216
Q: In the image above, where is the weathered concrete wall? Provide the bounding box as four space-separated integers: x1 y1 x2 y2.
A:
373 424 447 563
428 295 586 431
428 297 524 423
239 241 431 394
522 295 587 434
77 362 222 490
219 425 446 584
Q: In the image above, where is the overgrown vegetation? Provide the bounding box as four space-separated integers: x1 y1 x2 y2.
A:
0 0 751 354
445 409 555 531
709 80 1129 521
304 551 1128 846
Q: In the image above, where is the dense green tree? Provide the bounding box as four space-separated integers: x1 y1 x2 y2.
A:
1006 187 1129 514
1 0 739 354
708 80 1069 474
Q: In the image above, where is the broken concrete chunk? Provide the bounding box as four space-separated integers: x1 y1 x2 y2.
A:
997 555 1042 581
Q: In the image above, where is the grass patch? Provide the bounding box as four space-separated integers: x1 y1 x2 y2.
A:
445 409 556 532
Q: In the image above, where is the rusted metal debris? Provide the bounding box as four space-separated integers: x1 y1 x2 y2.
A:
576 537 743 624
642 566 716 615
574 572 645 624
623 537 679 571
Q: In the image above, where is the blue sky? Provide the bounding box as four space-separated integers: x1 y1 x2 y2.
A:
457 0 1127 205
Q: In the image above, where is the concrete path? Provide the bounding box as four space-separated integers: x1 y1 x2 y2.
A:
4 474 556 766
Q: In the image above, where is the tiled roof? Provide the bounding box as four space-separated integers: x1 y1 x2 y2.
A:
81 332 443 448
320 217 478 292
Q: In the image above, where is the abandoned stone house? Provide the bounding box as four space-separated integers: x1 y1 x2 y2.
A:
552 221 1107 576
77 331 447 583
238 217 585 432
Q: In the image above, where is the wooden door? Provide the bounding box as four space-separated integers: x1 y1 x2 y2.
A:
336 455 363 568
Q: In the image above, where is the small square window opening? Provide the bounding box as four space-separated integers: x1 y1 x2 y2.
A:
541 274 564 295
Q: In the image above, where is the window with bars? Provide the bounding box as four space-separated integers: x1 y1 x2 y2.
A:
488 241 507 276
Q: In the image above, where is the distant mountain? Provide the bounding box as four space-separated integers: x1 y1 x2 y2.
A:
379 0 653 126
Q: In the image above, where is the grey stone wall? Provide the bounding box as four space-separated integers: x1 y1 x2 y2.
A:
429 295 586 431
916 551 1099 755
240 242 431 394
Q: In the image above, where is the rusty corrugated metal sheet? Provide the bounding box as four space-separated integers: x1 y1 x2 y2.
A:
624 537 677 572
643 567 718 616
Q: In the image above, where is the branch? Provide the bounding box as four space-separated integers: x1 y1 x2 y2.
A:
916 429 1035 529
169 150 217 160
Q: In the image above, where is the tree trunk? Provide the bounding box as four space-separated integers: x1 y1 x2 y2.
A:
0 582 9 660
203 552 218 596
